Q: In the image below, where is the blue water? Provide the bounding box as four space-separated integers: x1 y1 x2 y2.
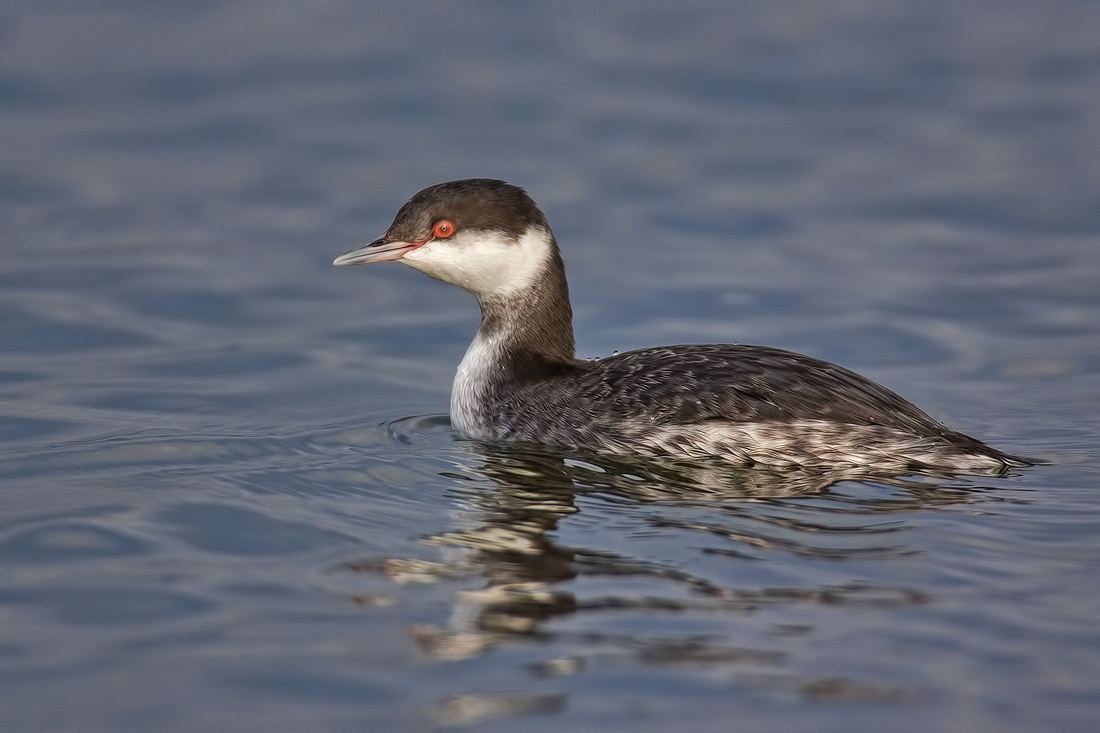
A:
2 2 1099 730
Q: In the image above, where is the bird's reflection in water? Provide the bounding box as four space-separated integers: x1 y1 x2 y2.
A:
342 438 1022 718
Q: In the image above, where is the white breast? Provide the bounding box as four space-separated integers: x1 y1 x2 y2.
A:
450 326 503 439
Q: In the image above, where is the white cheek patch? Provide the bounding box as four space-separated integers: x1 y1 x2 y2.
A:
402 227 552 299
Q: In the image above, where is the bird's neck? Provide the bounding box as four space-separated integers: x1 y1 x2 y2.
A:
451 246 576 437
477 245 576 366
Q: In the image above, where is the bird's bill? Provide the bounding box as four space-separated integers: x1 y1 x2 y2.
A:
333 237 422 266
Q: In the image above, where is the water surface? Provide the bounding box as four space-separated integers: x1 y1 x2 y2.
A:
2 3 1099 731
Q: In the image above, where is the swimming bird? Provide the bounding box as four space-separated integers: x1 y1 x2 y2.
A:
334 178 1025 473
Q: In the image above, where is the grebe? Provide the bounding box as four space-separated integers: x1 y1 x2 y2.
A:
334 179 1025 473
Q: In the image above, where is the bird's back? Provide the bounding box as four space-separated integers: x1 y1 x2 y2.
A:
485 344 1024 471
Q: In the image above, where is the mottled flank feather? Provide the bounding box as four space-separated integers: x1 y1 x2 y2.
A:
474 344 1024 472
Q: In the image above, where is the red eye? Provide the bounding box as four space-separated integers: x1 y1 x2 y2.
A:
433 220 456 239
